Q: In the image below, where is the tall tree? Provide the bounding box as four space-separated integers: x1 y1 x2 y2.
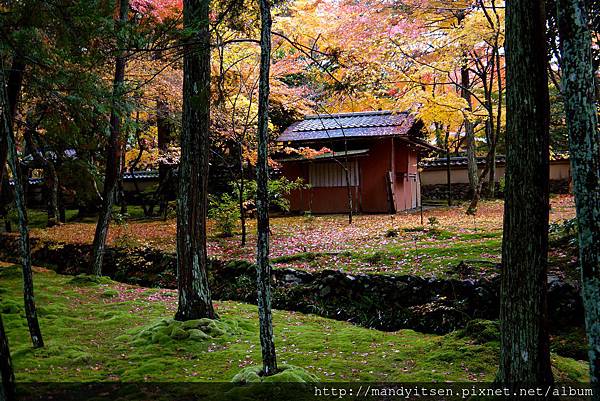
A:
556 0 600 388
90 0 130 276
498 0 553 385
175 0 216 321
1 64 44 349
256 0 277 376
0 313 15 401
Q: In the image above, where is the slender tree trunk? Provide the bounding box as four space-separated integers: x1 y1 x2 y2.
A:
0 57 25 234
557 0 600 389
344 138 353 224
1 74 44 349
175 0 216 321
118 142 127 215
157 97 171 217
0 314 15 401
498 0 553 386
445 129 452 206
256 0 277 376
239 148 246 247
460 57 479 213
90 0 129 276
23 124 59 227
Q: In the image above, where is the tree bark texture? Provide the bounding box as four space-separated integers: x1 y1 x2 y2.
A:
157 96 171 217
175 0 216 321
557 0 600 389
0 314 15 401
0 57 25 234
90 0 129 276
1 71 44 349
457 46 479 213
498 0 553 386
256 0 278 376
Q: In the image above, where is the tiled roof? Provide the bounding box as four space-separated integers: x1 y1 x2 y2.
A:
278 149 370 162
278 110 416 142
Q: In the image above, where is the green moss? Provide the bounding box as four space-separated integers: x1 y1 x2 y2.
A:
458 320 500 344
0 266 589 383
101 289 120 298
68 274 113 286
0 265 22 279
1 300 23 314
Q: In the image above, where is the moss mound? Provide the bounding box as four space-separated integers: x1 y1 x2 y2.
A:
101 289 120 298
0 300 23 314
0 265 22 279
458 319 499 344
68 274 114 286
128 317 237 345
231 364 318 383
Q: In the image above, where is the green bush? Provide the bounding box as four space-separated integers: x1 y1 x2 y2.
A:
233 177 307 213
209 193 240 237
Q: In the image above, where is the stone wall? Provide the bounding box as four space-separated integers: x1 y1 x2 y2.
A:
0 234 583 334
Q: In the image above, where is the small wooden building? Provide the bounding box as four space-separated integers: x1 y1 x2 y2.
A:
277 110 437 214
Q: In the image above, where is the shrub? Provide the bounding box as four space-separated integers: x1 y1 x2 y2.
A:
209 193 240 237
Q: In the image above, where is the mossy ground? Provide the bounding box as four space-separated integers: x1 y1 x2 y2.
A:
23 196 576 279
0 264 588 383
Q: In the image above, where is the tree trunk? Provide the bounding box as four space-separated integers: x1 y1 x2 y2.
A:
239 148 246 247
256 0 277 376
23 123 59 227
557 0 600 388
157 97 171 217
1 74 44 349
0 314 15 401
175 0 216 321
460 57 479 214
118 142 127 215
0 57 25 234
498 0 553 386
90 0 129 276
445 129 452 206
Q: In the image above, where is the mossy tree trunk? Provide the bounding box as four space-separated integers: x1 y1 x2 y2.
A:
0 57 25 234
557 0 600 388
498 0 553 387
256 0 277 376
0 313 15 401
90 0 129 277
0 69 44 349
175 0 216 321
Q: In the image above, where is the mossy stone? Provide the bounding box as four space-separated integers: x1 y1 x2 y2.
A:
231 364 318 383
459 319 500 344
170 327 189 340
181 318 212 330
188 329 211 342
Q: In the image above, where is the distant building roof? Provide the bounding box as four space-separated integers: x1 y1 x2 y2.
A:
278 110 418 142
422 154 570 169
122 170 160 180
422 156 506 169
